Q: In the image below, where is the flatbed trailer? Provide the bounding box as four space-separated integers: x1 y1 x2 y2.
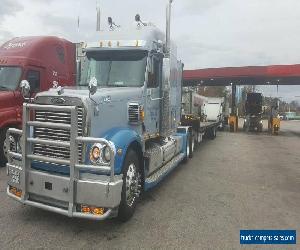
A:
201 121 220 135
180 115 220 155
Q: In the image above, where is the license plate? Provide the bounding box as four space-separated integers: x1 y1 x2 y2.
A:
10 169 20 184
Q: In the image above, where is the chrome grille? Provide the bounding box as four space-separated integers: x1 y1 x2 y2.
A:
34 106 84 161
128 103 140 123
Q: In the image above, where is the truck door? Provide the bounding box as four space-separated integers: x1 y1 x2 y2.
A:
145 54 162 137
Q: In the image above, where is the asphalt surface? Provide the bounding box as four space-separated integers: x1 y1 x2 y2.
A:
0 121 299 249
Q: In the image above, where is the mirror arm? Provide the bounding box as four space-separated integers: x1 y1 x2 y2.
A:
149 96 163 101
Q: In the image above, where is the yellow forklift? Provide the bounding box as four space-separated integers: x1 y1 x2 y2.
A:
268 105 280 135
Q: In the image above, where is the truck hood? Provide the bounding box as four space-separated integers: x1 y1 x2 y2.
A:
0 91 16 108
35 86 144 106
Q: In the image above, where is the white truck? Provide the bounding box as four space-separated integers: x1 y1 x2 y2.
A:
204 97 224 129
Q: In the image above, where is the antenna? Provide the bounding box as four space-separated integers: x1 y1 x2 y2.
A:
96 0 101 31
77 0 80 33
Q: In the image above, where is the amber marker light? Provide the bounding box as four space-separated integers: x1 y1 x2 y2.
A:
9 186 22 198
140 108 145 122
81 205 91 214
92 207 104 215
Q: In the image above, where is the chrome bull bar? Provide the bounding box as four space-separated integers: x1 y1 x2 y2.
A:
6 103 116 219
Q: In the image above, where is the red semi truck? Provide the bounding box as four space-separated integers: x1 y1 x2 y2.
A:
0 36 76 166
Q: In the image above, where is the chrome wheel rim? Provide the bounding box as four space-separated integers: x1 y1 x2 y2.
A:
186 140 190 156
192 137 195 152
125 163 141 207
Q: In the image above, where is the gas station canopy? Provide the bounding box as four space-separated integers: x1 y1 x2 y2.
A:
183 64 300 86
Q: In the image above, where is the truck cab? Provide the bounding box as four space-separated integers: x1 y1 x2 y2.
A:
0 36 76 165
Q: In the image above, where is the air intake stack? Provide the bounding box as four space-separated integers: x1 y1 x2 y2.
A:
160 0 173 137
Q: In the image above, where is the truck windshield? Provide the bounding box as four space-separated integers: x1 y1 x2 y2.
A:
79 50 147 87
0 66 22 91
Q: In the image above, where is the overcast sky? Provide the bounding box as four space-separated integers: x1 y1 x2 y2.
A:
1 0 300 101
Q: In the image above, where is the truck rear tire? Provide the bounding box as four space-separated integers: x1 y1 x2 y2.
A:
117 149 142 222
0 128 8 167
210 127 217 140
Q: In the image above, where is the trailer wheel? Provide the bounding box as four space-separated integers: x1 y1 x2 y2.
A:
210 127 217 140
183 131 193 162
118 149 142 222
197 132 202 144
194 131 201 149
258 124 263 132
190 133 194 158
0 128 8 167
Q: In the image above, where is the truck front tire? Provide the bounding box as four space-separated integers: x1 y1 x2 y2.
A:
117 149 142 222
0 128 8 167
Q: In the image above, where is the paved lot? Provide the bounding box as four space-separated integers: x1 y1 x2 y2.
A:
0 121 299 249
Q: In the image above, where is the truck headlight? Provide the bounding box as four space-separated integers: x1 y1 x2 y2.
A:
89 143 111 164
89 143 102 164
103 146 111 162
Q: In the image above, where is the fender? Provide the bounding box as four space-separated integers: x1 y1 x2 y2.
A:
97 127 143 175
0 109 22 129
0 120 21 130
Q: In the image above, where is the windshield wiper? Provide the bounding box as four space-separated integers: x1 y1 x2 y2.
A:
107 82 126 87
0 85 9 90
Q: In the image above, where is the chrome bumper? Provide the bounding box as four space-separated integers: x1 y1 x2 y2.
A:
7 165 123 220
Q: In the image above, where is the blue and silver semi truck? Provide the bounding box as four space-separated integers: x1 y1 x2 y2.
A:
6 3 189 221
6 3 219 221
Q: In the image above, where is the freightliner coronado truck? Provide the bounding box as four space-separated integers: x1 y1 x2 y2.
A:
6 3 219 221
0 36 76 166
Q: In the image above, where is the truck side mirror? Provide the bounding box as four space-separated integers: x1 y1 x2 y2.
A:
20 80 31 98
88 77 98 96
147 57 153 74
76 59 81 84
162 58 170 90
